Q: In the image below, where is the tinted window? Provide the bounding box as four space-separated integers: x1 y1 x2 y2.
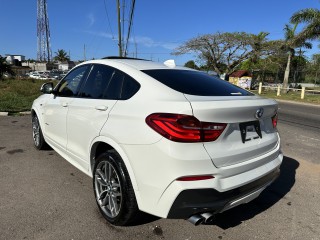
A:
104 70 123 100
57 65 89 97
103 69 140 100
120 74 140 100
79 65 114 99
142 70 253 96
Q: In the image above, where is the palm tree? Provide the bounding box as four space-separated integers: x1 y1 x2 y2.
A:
290 8 320 42
250 32 270 63
282 23 312 93
0 55 14 79
53 49 70 62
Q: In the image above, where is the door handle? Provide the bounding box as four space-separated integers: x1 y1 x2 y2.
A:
95 105 108 111
61 102 68 107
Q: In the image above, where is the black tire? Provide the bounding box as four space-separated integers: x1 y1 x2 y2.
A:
32 114 48 150
93 150 139 226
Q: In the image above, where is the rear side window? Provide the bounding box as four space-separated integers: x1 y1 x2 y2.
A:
120 74 141 100
104 69 140 100
142 70 253 96
79 65 114 99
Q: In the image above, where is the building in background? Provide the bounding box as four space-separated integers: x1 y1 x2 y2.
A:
229 70 252 89
5 54 25 65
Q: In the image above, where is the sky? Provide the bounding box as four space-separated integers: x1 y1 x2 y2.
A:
0 0 319 66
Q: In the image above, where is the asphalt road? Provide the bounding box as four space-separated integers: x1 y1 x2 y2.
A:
278 101 320 164
0 101 319 240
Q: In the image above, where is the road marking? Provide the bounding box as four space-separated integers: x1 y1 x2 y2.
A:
300 135 320 142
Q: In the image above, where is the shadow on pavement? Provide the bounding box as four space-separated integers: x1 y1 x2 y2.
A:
211 156 299 229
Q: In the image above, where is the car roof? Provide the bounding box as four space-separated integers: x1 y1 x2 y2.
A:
82 58 190 71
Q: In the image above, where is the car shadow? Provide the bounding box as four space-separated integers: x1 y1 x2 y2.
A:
209 155 299 229
127 212 160 226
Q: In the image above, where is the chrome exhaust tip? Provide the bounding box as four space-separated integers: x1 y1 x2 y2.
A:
200 212 215 224
187 214 205 226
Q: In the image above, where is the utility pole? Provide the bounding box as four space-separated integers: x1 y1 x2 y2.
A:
117 0 122 57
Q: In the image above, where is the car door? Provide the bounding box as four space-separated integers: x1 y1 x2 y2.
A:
66 64 123 170
42 65 90 150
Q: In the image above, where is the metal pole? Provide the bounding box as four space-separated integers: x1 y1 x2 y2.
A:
117 0 122 57
43 0 51 62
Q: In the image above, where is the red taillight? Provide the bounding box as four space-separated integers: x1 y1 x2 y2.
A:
272 113 278 128
177 175 214 181
146 113 226 143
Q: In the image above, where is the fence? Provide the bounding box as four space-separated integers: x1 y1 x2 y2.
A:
257 82 320 99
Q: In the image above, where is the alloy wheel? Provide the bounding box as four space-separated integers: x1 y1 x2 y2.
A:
32 117 40 147
94 159 122 218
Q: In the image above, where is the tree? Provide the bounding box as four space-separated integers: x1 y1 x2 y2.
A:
184 60 199 70
290 8 320 42
281 23 312 93
173 32 272 77
53 49 70 62
305 54 320 84
0 55 14 79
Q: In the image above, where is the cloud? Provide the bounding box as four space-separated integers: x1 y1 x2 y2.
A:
83 30 116 41
83 30 179 50
133 36 179 50
87 13 95 27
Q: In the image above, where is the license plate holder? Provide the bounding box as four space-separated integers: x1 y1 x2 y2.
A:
239 121 262 143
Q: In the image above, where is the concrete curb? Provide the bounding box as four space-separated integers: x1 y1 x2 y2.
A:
19 111 32 115
275 99 320 107
0 111 31 116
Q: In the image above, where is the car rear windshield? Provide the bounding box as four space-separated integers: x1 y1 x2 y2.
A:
142 69 254 96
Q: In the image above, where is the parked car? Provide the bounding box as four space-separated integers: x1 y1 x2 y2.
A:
32 57 282 226
29 73 41 79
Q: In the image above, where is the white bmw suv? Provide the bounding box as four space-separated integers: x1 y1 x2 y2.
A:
32 57 283 226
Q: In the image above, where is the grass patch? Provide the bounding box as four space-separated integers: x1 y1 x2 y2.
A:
0 79 57 112
253 90 320 104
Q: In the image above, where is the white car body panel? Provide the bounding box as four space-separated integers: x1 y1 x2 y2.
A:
42 95 71 149
66 98 117 170
184 95 279 167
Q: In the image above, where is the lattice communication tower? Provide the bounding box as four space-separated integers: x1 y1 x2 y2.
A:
37 0 52 62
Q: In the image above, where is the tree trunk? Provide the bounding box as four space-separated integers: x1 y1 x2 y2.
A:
282 52 292 94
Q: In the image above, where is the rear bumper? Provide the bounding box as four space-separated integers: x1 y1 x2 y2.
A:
167 167 280 219
121 137 282 218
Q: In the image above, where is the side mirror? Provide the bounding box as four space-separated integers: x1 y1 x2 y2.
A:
40 82 54 94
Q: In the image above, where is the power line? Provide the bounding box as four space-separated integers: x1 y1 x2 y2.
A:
121 0 126 54
103 0 115 39
124 0 136 56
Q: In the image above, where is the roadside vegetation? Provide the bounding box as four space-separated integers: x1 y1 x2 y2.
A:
0 79 56 112
177 8 320 88
254 90 320 105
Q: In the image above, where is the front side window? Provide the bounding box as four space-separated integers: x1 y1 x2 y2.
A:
57 65 89 97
